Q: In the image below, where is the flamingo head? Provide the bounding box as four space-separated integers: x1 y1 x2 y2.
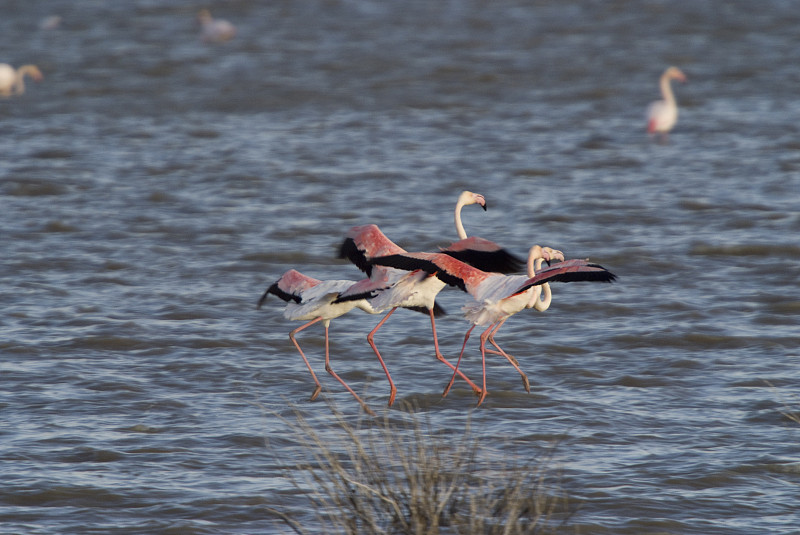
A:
29 66 43 82
666 66 687 83
458 190 487 211
526 244 559 275
541 247 565 266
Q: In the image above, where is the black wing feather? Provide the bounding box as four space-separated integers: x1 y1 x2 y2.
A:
339 237 372 276
443 249 523 274
257 281 302 309
368 255 468 292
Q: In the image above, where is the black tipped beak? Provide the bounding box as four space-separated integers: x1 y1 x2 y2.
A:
545 259 552 267
482 202 487 211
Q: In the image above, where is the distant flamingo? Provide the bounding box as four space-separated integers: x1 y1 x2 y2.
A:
368 248 616 406
197 9 236 43
0 64 43 97
647 66 687 135
339 191 520 402
258 269 393 416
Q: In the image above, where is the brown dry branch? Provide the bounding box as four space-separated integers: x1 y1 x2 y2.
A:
263 398 574 535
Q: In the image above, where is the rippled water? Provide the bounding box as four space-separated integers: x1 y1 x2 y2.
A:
2 1 799 534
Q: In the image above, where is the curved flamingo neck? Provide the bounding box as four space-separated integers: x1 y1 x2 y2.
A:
660 72 677 107
527 255 552 311
454 198 468 239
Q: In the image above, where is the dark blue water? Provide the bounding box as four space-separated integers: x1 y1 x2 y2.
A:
2 1 799 533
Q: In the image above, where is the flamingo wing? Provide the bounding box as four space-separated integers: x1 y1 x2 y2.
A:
511 260 616 296
339 224 407 275
257 269 321 308
442 236 524 273
334 275 388 304
367 253 470 292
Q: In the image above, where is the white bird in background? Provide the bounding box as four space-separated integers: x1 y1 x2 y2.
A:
368 248 616 406
197 9 236 43
258 269 391 416
646 66 687 135
39 15 62 30
339 191 522 404
0 64 43 97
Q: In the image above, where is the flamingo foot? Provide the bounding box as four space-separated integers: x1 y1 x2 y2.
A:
442 379 482 398
476 389 488 407
309 384 322 401
387 386 397 407
442 378 455 398
521 374 531 393
486 348 521 367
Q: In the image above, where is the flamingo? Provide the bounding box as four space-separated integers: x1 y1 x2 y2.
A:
460 245 565 394
646 66 687 135
0 64 43 97
368 248 616 406
258 269 393 416
197 9 236 43
339 224 485 402
339 191 522 403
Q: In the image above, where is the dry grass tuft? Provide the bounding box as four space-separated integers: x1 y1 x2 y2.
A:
267 400 572 535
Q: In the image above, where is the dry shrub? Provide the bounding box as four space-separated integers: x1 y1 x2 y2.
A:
268 400 572 535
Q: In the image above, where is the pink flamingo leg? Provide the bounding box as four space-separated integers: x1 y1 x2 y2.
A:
484 318 530 393
429 309 482 395
322 323 376 417
443 324 477 397
476 324 497 406
289 317 325 401
367 308 399 406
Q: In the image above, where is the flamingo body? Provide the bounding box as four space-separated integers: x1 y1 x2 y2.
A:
647 66 686 134
198 9 236 43
262 270 378 322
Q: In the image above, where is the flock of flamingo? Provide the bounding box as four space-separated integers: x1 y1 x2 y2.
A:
259 191 617 413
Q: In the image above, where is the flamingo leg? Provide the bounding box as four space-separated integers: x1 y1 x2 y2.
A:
288 317 325 401
322 323 376 417
367 308 398 407
476 324 498 407
429 309 482 395
443 324 477 397
485 318 530 393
